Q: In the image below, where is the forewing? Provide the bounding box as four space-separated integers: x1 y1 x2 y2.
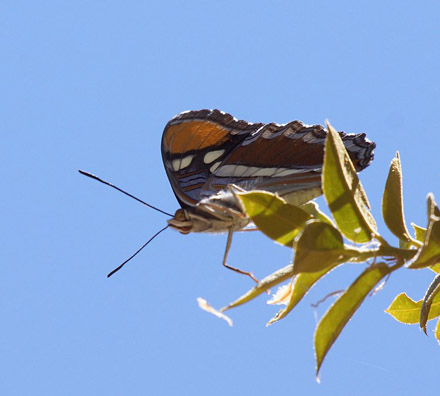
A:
161 109 263 208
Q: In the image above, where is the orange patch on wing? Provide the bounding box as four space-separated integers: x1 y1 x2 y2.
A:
164 121 230 153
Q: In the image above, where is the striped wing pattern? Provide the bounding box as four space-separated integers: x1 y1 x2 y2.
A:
162 109 375 208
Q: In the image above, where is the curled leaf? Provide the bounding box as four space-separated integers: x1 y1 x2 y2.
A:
420 273 440 334
408 194 440 269
323 122 377 243
382 153 414 243
237 191 311 246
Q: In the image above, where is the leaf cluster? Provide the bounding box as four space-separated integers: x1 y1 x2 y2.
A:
199 123 440 380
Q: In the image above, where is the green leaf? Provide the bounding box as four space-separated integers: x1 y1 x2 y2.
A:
323 122 377 243
431 263 440 273
314 262 393 380
293 220 353 274
300 201 335 226
221 264 294 312
267 265 340 326
237 191 311 246
420 272 440 333
382 153 413 243
408 194 440 269
385 292 440 324
411 223 427 243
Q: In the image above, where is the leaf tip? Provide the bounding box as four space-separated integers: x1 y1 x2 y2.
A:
324 119 333 130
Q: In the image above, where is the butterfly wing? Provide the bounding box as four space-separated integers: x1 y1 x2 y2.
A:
162 110 375 208
161 109 263 208
202 119 375 205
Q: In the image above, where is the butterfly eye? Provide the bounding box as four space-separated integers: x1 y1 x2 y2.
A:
174 208 187 221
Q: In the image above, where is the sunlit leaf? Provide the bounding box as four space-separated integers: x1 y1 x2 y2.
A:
420 272 440 334
267 265 340 326
382 153 414 243
300 201 335 226
322 122 377 243
315 262 393 380
431 263 440 273
411 223 427 243
410 224 436 268
237 191 311 246
408 194 440 269
293 220 354 274
385 292 440 324
221 264 294 312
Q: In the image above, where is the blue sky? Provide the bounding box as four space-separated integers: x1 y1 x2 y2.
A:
2 1 440 394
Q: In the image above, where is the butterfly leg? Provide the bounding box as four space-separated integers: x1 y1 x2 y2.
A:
222 229 260 284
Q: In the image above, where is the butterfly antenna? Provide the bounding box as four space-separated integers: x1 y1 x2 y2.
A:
79 170 173 217
107 225 169 278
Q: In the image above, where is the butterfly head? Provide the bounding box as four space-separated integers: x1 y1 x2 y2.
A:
167 208 192 234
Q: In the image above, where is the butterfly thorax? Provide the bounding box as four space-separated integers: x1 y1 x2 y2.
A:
167 189 250 234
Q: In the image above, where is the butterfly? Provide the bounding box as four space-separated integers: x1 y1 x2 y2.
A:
81 109 375 280
161 110 375 280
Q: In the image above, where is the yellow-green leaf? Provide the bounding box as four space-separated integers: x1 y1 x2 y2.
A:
431 263 440 273
411 223 426 243
420 273 440 333
293 220 352 274
382 153 413 243
315 262 393 380
221 264 294 312
267 265 340 325
323 122 377 243
408 195 440 269
300 201 335 226
385 292 440 324
237 191 311 246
